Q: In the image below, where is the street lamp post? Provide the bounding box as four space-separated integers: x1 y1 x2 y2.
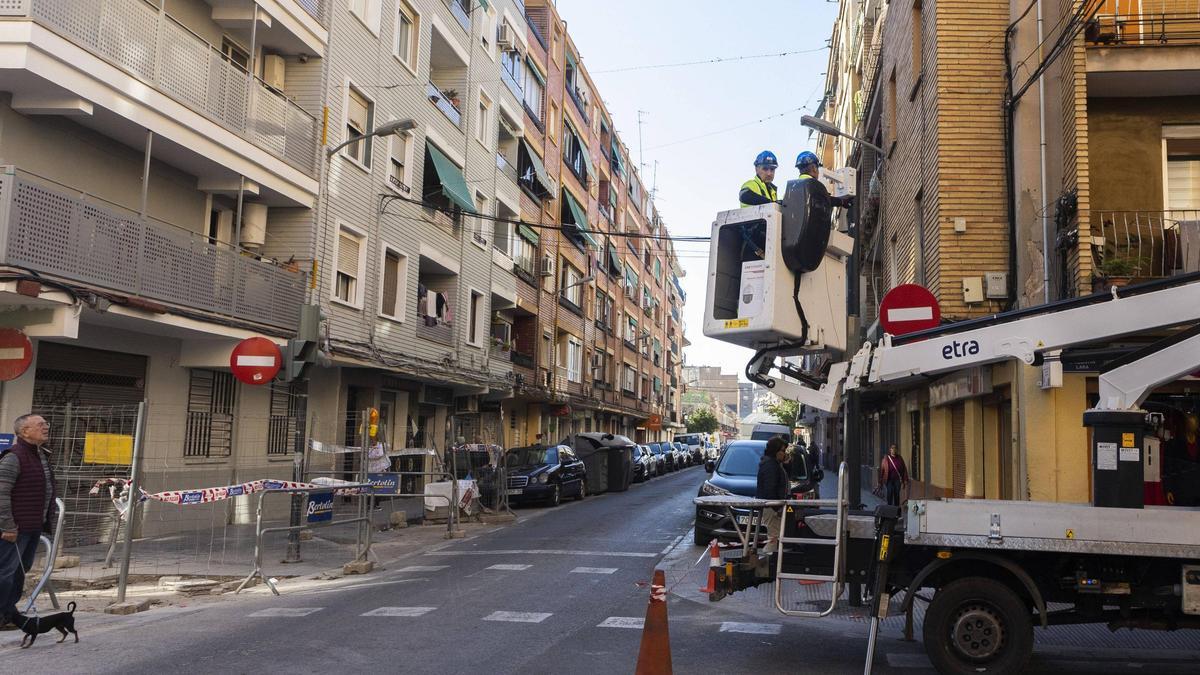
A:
326 118 418 157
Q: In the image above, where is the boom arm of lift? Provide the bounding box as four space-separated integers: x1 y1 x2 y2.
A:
758 278 1200 414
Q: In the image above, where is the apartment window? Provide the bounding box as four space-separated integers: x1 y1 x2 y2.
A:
887 70 898 148
914 190 927 286
564 336 582 383
541 331 552 368
512 229 537 275
595 289 613 328
625 313 638 344
654 257 662 281
623 364 637 393
184 369 236 458
267 382 306 456
547 102 559 143
562 121 588 184
523 59 545 122
221 37 250 72
1166 131 1200 210
344 85 374 167
394 2 418 70
349 0 382 34
592 351 608 383
379 247 407 320
911 0 923 79
334 225 366 307
467 290 485 346
476 90 493 148
551 27 562 64
473 192 489 248
560 260 583 307
388 131 412 193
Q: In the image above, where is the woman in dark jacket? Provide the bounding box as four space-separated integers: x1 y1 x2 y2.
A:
756 437 789 554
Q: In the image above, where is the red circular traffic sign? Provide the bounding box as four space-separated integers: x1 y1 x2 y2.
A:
0 328 32 382
230 337 282 385
879 284 941 336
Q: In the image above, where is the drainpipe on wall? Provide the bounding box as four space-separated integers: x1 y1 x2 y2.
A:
1037 0 1052 304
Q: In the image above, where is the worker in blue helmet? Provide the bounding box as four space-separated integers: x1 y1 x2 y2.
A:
795 151 853 208
739 151 781 209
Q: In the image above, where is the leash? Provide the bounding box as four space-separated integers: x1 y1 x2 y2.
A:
5 537 39 617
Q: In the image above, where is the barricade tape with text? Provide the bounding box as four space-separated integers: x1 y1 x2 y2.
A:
89 476 371 516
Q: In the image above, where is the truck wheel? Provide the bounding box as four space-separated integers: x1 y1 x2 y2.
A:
923 577 1033 675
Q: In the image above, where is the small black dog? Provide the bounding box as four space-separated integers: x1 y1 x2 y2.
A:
11 601 79 648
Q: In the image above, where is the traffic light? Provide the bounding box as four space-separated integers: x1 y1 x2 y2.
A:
280 304 326 382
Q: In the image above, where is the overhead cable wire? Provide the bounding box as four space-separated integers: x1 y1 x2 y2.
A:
591 46 830 74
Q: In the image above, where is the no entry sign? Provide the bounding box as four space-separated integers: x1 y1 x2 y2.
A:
879 284 941 337
230 337 282 385
0 328 32 381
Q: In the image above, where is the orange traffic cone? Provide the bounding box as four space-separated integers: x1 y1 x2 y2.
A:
699 539 721 593
635 568 672 675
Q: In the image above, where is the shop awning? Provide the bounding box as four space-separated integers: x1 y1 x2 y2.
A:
518 223 540 245
426 142 476 213
519 139 555 196
561 190 598 249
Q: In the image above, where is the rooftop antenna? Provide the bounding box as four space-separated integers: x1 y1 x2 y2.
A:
637 110 647 171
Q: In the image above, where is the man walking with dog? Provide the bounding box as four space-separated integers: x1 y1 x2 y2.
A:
0 414 57 626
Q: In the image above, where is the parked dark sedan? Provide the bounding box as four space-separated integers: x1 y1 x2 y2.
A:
693 440 822 545
505 444 587 507
673 441 693 467
648 442 674 472
631 445 652 482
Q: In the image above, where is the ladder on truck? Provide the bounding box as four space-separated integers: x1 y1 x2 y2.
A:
773 462 850 617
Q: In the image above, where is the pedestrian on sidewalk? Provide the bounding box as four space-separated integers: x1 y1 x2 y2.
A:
756 437 790 555
879 444 909 507
0 414 57 625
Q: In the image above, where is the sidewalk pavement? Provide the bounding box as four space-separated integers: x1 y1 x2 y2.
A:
29 497 517 615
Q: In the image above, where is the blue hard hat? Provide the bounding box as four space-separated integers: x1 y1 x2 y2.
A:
754 151 778 168
795 151 821 169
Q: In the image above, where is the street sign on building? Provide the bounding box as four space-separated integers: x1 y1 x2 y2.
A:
0 328 33 382
879 284 941 336
230 337 282 385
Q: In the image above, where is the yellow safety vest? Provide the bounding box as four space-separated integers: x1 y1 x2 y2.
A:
739 177 778 207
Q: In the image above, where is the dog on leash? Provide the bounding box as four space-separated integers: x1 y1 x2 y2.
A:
11 601 79 648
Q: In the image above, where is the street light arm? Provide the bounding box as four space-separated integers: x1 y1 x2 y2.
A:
326 118 417 157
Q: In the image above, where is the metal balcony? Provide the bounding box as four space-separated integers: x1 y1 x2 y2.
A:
416 316 454 345
427 81 463 128
294 0 328 26
7 0 319 175
1087 11 1200 47
1093 210 1200 279
496 153 519 184
447 0 470 31
0 172 305 331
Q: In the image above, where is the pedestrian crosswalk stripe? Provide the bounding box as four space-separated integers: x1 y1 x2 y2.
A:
719 622 782 635
394 565 449 573
483 611 552 623
248 607 322 617
597 616 644 629
361 607 437 617
486 564 532 571
571 567 618 574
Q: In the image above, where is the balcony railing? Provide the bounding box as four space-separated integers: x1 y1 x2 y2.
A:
10 0 319 175
501 63 523 100
567 87 589 124
1087 12 1200 47
416 316 454 345
293 0 328 26
512 352 535 369
1093 210 1200 279
0 172 305 330
427 81 463 128
448 0 471 31
496 153 518 183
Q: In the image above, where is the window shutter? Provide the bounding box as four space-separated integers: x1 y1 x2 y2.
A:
382 251 400 315
348 89 369 132
338 232 361 278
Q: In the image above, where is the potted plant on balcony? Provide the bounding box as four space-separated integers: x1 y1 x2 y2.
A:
1093 250 1147 292
442 88 461 111
491 336 513 352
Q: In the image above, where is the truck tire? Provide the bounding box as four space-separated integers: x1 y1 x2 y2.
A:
923 577 1033 675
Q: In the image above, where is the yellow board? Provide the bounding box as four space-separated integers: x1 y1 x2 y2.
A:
1122 433 1135 447
723 318 749 329
878 534 890 561
1065 529 1075 539
83 433 134 465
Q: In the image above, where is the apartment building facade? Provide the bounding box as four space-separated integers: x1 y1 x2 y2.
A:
0 0 684 543
809 0 1200 506
503 0 686 447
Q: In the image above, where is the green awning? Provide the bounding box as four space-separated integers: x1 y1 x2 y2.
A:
520 139 555 196
518 224 540 245
426 142 476 213
607 244 623 274
478 0 489 9
578 141 594 178
561 190 598 249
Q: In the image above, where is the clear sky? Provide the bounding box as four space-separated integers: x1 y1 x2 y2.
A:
557 0 840 382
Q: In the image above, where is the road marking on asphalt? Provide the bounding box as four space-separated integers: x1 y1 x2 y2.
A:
427 549 656 558
483 611 553 623
719 622 782 635
486 564 532 571
661 533 686 555
361 606 437 617
571 567 618 574
394 565 450 573
597 616 644 629
247 607 323 617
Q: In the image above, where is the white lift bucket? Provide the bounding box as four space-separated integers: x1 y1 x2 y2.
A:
703 202 853 352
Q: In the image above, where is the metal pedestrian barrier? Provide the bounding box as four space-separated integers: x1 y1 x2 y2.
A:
24 497 66 612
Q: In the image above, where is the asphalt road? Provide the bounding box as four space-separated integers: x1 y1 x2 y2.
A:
6 465 1200 674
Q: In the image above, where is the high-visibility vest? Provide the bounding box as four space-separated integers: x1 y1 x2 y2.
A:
739 177 778 207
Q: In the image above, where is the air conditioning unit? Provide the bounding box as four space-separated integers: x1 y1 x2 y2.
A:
624 283 636 299
455 395 479 413
263 54 286 90
497 23 514 50
540 255 555 277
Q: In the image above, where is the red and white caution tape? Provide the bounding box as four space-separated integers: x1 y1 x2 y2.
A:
650 584 667 603
90 476 369 507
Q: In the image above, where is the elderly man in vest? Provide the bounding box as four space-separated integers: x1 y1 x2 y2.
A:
0 413 56 624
